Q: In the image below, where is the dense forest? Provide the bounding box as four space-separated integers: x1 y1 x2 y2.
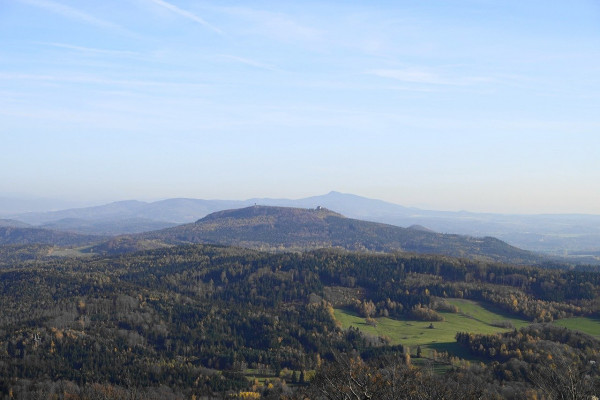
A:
1 243 599 398
0 226 103 247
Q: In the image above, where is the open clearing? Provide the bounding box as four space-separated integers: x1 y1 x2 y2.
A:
553 316 600 338
335 298 600 358
334 298 529 357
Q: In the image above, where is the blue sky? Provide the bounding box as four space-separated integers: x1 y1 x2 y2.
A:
1 0 599 213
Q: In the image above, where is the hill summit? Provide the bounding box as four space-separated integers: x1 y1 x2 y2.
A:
134 205 539 263
198 205 343 223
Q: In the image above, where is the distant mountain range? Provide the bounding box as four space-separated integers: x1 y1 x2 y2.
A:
83 205 539 265
3 191 600 259
9 198 244 225
39 218 177 236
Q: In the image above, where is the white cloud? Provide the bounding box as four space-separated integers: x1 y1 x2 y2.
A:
219 6 321 43
38 42 141 58
369 68 490 86
19 0 128 34
149 0 222 34
0 72 207 91
213 54 278 71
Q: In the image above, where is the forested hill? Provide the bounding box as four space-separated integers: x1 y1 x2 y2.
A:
1 242 599 398
0 219 31 228
0 226 105 247
134 205 540 264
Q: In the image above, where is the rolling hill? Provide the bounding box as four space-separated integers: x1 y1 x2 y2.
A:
8 192 600 259
0 226 105 247
0 219 31 228
39 217 177 236
13 198 245 225
126 205 541 264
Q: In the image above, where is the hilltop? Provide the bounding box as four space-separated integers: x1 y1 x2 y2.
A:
122 205 541 264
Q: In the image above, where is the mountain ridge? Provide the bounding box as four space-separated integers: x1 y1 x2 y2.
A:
5 191 600 257
115 205 542 264
198 205 344 223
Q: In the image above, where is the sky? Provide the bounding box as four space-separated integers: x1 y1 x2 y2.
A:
1 0 599 214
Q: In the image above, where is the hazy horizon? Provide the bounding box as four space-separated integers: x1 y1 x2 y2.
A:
2 1 599 214
3 190 600 218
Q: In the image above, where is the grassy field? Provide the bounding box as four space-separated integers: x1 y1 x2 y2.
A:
445 298 530 329
244 368 316 386
334 298 529 357
553 316 600 338
49 247 95 258
334 299 600 360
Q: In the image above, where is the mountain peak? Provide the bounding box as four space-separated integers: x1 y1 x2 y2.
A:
198 205 344 223
134 204 541 264
325 190 353 197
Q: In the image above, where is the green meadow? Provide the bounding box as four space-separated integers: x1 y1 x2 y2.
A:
334 298 600 359
553 316 600 338
334 298 530 357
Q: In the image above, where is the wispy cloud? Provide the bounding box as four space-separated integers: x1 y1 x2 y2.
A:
369 68 490 86
0 72 208 91
149 0 222 34
213 54 278 71
19 0 128 34
38 42 141 58
218 7 321 43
